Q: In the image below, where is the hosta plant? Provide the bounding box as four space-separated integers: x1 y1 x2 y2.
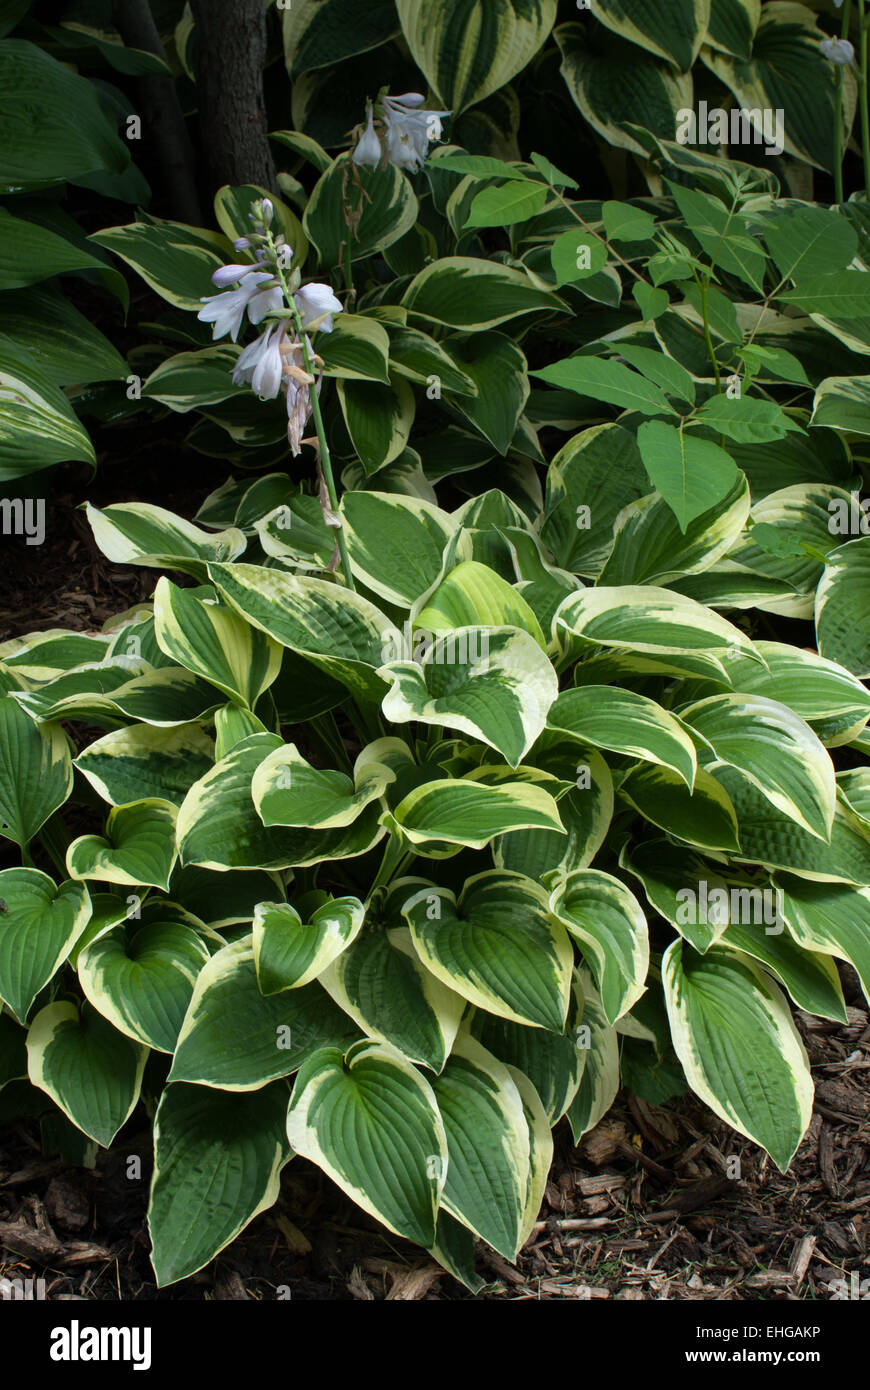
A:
2 475 870 1289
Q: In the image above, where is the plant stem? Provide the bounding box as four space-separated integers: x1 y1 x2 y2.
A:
836 71 846 204
266 232 356 591
695 273 722 391
856 0 861 201
369 838 413 896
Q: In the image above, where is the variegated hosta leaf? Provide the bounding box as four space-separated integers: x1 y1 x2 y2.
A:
494 746 613 882
679 693 836 841
555 585 760 661
148 1081 291 1287
621 838 734 955
594 0 710 69
548 870 649 1025
728 484 844 620
86 502 245 581
402 256 565 331
177 733 386 871
176 733 286 871
472 994 585 1123
170 938 357 1090
703 4 851 173
715 767 870 886
319 927 466 1073
0 629 111 683
253 897 364 994
566 969 619 1142
548 686 697 788
662 940 813 1172
429 1033 531 1261
838 769 870 829
620 763 740 852
340 491 456 607
210 562 398 703
718 919 847 1025
0 869 91 1024
142 345 246 412
77 920 211 1053
402 871 573 1031
556 21 692 158
153 577 282 709
541 423 652 578
415 560 546 649
252 742 395 830
304 159 418 266
214 705 268 759
0 697 72 848
387 775 564 852
599 475 751 587
26 1000 147 1147
75 723 214 809
509 1064 553 1251
67 799 178 892
286 1039 448 1248
13 665 222 729
396 0 558 115
380 626 559 767
722 641 870 729
776 874 870 1006
816 538 870 678
337 375 416 475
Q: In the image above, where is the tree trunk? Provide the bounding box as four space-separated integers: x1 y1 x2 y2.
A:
188 0 278 198
112 0 203 225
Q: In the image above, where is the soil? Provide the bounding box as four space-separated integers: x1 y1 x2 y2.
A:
1 438 869 1302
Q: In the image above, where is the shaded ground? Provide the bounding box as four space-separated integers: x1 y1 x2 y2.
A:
1 985 867 1302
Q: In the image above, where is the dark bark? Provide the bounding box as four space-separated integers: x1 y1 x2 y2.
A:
112 0 203 226
188 0 278 197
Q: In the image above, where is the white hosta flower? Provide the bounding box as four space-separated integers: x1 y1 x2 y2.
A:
233 324 287 399
821 36 855 65
352 107 383 167
294 282 343 334
382 92 450 171
198 269 281 342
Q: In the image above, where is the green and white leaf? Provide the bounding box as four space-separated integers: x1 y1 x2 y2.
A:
253 897 364 993
78 920 211 1053
548 686 696 787
402 871 572 1031
26 1000 147 1147
286 1039 447 1247
380 626 558 766
429 1033 531 1260
75 723 214 809
170 938 357 1090
67 799 178 892
0 869 90 1024
148 1081 291 1286
0 698 72 848
662 940 813 1172
548 870 649 1024
319 926 466 1073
